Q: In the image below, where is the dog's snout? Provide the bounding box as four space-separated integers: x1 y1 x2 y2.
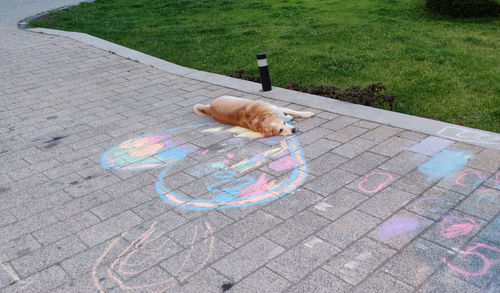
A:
291 127 297 134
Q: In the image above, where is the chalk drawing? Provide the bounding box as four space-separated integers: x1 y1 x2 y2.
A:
437 126 500 145
102 123 308 210
418 150 473 182
455 171 487 189
407 136 454 156
442 243 500 277
412 196 446 216
93 221 214 292
479 216 500 245
377 216 420 241
439 215 478 239
357 171 394 194
476 189 496 203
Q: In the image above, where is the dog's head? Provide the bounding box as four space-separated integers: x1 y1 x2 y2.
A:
260 114 296 137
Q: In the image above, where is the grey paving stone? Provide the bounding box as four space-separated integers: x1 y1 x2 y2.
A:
455 188 500 220
398 130 428 141
267 236 340 283
50 191 112 220
393 169 439 195
262 188 322 220
167 211 233 248
370 136 416 157
352 271 414 293
331 137 379 159
304 168 358 196
0 210 59 245
264 210 330 248
120 210 189 244
167 267 230 293
77 210 144 247
322 116 360 131
216 210 282 248
64 173 121 198
306 152 349 177
318 210 381 249
352 120 381 129
91 189 151 220
0 234 41 263
32 211 100 246
286 268 352 293
339 152 388 175
302 138 340 159
467 149 500 173
368 209 434 250
59 237 131 279
380 151 429 176
311 187 368 221
2 265 68 293
227 267 291 293
131 197 175 221
405 186 465 221
296 127 332 144
294 117 328 132
9 190 73 220
324 237 396 285
212 236 285 282
357 187 417 219
107 265 175 293
326 125 369 143
382 237 450 287
160 236 233 279
416 271 480 293
11 235 87 278
101 172 157 198
0 210 16 228
315 111 339 120
360 125 403 142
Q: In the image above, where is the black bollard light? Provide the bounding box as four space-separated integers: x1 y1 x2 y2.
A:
256 53 272 91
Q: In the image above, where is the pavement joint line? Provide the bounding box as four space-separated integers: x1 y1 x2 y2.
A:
17 14 499 151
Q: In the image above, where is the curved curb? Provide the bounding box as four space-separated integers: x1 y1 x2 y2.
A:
19 5 500 150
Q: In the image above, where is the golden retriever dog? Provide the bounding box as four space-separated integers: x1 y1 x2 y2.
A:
194 96 315 137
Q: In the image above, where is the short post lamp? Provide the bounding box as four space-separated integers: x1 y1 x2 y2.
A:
256 53 272 91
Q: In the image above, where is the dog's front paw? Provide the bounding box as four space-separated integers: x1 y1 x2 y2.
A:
302 112 315 118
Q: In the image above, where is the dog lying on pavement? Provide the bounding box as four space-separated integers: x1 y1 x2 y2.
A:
194 96 314 137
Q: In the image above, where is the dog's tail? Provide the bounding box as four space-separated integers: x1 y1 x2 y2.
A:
194 104 211 116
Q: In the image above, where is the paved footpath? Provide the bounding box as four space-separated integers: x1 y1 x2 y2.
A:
1 1 500 292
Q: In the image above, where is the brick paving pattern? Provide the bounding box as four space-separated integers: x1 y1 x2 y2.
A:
1 2 500 292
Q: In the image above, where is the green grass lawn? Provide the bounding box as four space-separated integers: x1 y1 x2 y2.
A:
30 0 500 133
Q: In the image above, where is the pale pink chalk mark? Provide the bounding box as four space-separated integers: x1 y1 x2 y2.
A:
201 150 209 155
358 172 394 194
269 155 298 172
227 153 234 159
238 173 269 198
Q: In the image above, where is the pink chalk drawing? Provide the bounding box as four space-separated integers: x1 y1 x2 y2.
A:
268 155 299 172
476 189 496 203
443 243 500 277
102 123 308 210
439 215 478 239
377 216 420 241
455 171 487 189
357 172 394 194
93 221 214 292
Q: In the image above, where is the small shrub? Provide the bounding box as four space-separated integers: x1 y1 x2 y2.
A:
425 0 500 18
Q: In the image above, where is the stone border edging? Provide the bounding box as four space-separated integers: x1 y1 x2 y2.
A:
21 25 500 150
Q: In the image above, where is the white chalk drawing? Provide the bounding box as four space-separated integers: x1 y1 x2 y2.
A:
437 126 500 145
